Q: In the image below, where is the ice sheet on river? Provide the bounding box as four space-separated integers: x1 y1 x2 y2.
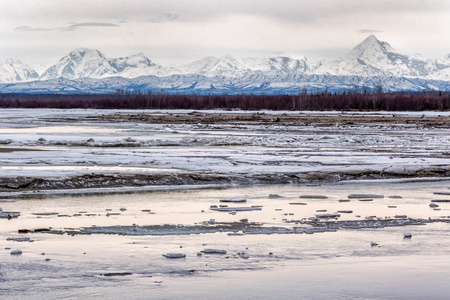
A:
0 109 449 192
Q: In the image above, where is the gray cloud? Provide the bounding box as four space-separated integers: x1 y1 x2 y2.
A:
63 22 120 31
15 22 119 32
9 1 450 28
14 26 52 32
4 0 450 65
357 29 383 34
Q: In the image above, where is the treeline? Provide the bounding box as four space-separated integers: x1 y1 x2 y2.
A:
0 91 448 111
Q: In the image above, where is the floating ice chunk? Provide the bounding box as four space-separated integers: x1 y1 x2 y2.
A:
316 213 340 218
10 249 22 255
348 194 384 199
268 194 282 198
163 253 186 258
299 195 328 199
106 212 120 216
220 198 247 203
32 212 58 215
0 212 20 219
210 207 261 212
7 237 30 242
395 215 408 218
103 272 133 276
203 249 227 254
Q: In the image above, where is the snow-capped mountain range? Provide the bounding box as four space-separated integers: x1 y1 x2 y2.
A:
1 35 449 94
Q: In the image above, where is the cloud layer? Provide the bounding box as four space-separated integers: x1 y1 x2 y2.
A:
15 22 119 32
1 0 449 65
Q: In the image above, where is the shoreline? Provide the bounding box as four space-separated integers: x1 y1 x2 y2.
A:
1 175 448 199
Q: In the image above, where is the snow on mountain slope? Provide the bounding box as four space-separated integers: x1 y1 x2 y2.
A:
32 64 49 76
0 59 39 83
175 54 312 78
426 54 450 81
0 35 449 92
177 55 252 77
40 48 117 80
315 35 436 77
2 72 450 95
109 53 166 77
39 49 167 80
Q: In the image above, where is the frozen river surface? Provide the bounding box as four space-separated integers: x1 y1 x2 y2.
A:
2 182 450 299
0 109 450 299
0 109 449 182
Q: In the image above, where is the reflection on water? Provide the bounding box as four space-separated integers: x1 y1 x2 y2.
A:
1 180 450 299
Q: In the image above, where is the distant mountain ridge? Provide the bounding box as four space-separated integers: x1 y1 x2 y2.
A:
0 59 39 83
1 35 449 94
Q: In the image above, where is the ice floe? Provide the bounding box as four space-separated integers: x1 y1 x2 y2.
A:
348 194 384 199
163 253 186 258
10 249 22 255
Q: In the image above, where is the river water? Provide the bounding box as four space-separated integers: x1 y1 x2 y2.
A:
2 180 450 299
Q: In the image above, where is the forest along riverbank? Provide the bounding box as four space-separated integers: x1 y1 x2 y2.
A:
0 109 449 194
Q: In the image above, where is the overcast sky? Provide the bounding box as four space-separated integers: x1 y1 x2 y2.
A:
1 0 449 66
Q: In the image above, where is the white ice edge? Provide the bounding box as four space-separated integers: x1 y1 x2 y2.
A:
1 177 448 199
338 177 450 185
0 183 233 198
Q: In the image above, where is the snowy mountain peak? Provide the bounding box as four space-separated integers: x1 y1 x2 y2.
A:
113 53 155 69
40 48 116 80
0 58 39 82
109 52 162 78
346 35 396 60
180 55 252 77
269 52 306 61
1 35 450 91
66 48 106 61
